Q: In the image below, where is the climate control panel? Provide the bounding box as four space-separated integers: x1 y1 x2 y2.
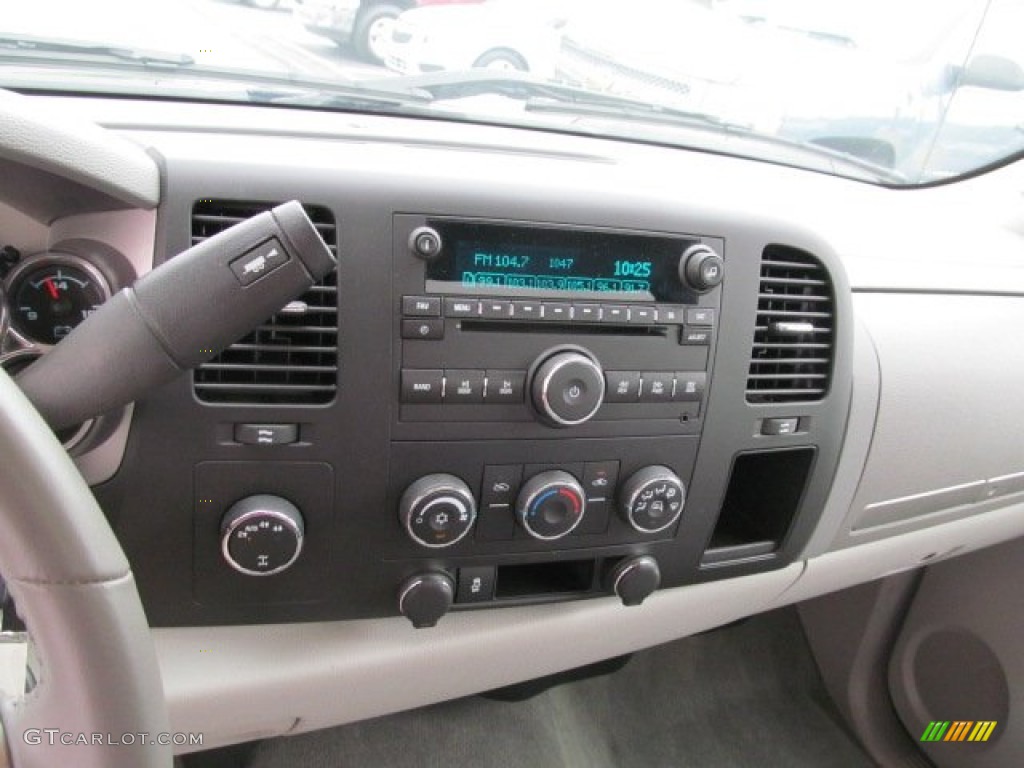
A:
397 461 688 551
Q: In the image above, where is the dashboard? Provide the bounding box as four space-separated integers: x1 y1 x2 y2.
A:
1 91 1024 756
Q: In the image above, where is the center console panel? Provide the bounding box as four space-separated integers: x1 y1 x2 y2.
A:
92 156 853 627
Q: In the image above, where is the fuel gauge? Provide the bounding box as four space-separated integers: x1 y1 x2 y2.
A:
7 255 111 346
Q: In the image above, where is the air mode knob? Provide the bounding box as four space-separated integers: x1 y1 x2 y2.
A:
530 348 605 427
400 474 477 548
516 470 587 540
680 244 724 292
619 466 686 533
221 495 304 576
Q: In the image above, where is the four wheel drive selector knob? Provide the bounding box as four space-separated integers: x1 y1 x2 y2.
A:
221 495 305 576
530 348 606 427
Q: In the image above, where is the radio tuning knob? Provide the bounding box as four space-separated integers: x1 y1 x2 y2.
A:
530 348 605 427
680 244 724 293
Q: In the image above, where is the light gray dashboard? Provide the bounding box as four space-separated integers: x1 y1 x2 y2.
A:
1 92 1023 753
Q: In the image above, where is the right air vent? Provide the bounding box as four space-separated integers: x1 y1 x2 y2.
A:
746 246 835 404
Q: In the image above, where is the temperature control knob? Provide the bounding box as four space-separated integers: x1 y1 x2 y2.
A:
680 244 724 293
221 495 304 576
530 349 605 427
400 474 477 548
516 470 586 540
619 466 686 533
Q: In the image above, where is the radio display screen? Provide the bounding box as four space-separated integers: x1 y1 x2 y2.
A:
424 222 696 302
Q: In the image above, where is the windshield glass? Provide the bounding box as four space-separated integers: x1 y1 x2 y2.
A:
2 0 1022 185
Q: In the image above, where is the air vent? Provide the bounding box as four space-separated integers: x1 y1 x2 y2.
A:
746 246 834 404
191 200 338 405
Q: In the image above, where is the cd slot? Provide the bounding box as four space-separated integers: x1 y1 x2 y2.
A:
460 320 669 337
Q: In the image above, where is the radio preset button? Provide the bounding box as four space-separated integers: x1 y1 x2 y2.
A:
574 304 602 322
511 300 542 320
480 300 513 319
543 302 572 322
485 370 526 403
402 295 441 317
604 371 640 403
673 372 706 402
445 369 485 403
402 318 444 340
686 307 716 326
680 326 712 345
641 372 674 402
628 306 657 324
658 306 684 324
444 298 480 317
401 369 444 403
602 305 628 324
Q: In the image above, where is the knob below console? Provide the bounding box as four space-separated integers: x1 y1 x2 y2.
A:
399 572 454 628
619 466 686 533
609 556 662 606
680 244 724 293
221 495 304 576
400 474 477 548
516 470 587 540
530 349 605 427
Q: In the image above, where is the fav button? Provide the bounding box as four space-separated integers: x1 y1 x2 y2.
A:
402 295 441 317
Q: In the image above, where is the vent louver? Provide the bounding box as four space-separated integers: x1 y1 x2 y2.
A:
746 246 834 404
191 200 338 405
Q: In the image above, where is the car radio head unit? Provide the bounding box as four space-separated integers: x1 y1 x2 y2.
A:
423 221 704 303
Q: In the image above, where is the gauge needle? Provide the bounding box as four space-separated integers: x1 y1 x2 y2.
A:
44 278 59 299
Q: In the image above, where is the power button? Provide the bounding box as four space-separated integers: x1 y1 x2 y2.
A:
410 227 442 260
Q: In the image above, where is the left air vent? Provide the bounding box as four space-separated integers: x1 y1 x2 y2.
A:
191 200 338 405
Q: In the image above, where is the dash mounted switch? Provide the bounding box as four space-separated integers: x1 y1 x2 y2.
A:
16 201 336 430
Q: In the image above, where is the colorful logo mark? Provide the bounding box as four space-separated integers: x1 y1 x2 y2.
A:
921 721 997 743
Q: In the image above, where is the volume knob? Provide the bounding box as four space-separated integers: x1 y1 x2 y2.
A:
530 349 605 427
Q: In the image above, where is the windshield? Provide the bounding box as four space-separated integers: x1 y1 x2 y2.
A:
2 0 1022 185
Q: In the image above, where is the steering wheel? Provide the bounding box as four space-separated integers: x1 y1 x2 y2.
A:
0 369 172 767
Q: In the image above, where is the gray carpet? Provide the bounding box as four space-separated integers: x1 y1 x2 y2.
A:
248 607 874 768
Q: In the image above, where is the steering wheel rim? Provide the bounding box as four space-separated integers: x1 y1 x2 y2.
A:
0 369 172 767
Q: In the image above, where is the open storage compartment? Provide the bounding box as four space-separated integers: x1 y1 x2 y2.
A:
702 447 816 565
